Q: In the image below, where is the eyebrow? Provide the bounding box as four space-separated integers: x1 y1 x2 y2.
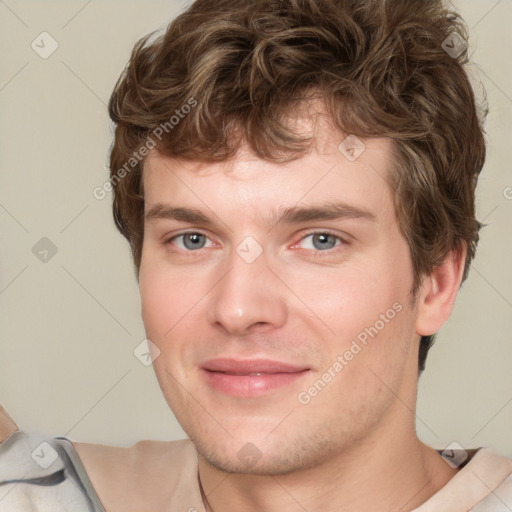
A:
145 202 376 228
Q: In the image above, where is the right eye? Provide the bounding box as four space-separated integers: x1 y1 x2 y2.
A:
165 232 214 251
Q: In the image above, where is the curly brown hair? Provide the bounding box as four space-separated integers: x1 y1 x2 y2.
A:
108 0 486 373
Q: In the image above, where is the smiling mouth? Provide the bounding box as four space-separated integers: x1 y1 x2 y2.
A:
201 363 311 398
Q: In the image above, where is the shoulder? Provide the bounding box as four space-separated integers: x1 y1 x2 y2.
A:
73 436 198 482
0 406 202 511
0 405 17 443
467 449 512 511
0 427 103 511
414 447 512 512
73 438 200 510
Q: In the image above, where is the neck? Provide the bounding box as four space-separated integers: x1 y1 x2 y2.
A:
198 417 458 512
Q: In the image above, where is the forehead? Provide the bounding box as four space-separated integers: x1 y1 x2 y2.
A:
142 129 395 226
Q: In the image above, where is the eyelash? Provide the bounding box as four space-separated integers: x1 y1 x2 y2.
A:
164 230 347 255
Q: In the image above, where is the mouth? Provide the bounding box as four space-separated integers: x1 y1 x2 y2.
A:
200 358 311 397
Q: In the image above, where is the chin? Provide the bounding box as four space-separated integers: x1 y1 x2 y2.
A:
192 427 339 476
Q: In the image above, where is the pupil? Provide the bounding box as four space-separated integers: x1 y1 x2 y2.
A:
185 233 205 250
313 233 336 250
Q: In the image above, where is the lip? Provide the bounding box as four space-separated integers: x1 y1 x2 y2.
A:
201 358 308 374
200 358 310 397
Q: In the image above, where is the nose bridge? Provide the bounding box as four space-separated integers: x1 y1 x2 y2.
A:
207 242 287 334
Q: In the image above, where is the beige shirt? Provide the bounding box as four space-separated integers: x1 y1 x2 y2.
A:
2 405 512 511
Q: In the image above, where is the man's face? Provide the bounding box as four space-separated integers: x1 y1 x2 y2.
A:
139 120 422 475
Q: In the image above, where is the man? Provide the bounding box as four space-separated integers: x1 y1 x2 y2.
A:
1 0 511 510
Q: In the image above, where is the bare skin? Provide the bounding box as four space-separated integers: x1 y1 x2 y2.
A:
139 113 464 511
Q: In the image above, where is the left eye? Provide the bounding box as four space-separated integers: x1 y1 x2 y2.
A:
170 232 213 250
299 233 343 251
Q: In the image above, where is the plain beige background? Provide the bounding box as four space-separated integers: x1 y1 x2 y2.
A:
1 0 511 457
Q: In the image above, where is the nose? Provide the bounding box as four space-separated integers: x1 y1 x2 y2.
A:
206 247 288 336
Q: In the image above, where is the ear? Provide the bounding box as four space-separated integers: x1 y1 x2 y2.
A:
415 245 467 336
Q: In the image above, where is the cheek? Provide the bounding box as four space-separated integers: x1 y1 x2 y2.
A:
139 268 164 334
139 269 189 383
139 260 210 354
289 259 405 336
139 260 186 343
287 248 414 378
